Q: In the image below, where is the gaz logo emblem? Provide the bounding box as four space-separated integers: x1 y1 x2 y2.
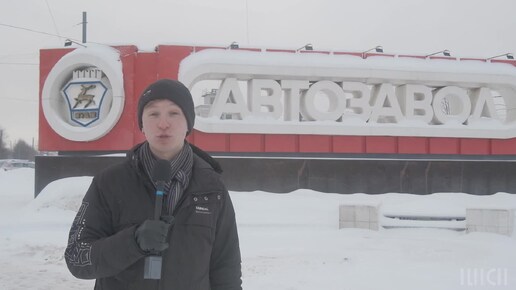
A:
73 84 97 109
61 68 108 127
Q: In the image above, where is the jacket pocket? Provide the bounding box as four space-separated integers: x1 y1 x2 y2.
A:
178 192 222 229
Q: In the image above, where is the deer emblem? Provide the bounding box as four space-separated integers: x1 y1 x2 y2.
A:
73 85 97 109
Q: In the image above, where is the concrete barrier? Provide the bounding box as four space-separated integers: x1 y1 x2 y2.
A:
466 208 515 236
339 204 379 230
36 155 516 197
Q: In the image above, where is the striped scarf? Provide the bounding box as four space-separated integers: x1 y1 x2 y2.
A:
138 141 193 214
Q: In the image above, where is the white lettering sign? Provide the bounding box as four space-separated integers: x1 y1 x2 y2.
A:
179 49 516 138
206 79 500 126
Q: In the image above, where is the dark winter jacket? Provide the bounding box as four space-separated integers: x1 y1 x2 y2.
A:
64 143 242 290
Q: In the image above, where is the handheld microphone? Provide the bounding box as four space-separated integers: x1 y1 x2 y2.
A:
144 159 171 280
152 159 172 220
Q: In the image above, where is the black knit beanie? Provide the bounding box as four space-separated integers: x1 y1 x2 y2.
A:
137 79 195 134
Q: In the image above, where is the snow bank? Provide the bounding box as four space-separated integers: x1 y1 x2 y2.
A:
1 169 515 290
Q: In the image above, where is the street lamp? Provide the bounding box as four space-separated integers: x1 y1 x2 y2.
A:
227 41 239 49
486 53 514 61
296 43 314 52
64 39 87 48
425 50 451 58
361 45 383 58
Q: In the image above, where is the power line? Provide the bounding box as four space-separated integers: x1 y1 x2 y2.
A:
45 0 62 41
0 97 38 103
0 22 78 42
0 22 105 47
0 62 38 66
0 22 58 37
0 53 37 59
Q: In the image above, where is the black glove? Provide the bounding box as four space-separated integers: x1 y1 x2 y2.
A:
135 219 171 253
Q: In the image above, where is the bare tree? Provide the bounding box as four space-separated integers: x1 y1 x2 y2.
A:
0 128 11 159
12 139 37 161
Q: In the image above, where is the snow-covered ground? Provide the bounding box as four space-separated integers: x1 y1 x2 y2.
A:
0 168 515 290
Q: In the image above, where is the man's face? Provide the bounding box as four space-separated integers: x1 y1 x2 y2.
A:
141 99 188 160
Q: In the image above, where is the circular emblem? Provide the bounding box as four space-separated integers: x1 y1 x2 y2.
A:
42 45 125 141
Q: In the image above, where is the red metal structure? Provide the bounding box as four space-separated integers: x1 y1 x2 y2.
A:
39 45 516 155
36 44 516 196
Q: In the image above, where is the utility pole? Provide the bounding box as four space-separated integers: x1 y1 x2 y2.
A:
82 11 87 43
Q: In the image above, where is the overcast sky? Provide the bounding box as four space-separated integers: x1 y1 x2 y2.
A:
1 0 515 149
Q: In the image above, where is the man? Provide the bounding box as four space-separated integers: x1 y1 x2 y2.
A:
65 79 242 290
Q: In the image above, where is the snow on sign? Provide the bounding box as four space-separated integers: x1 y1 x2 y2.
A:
180 49 516 139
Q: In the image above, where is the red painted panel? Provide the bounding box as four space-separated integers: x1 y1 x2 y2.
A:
397 55 426 59
133 131 146 145
429 138 460 154
109 45 139 149
191 131 228 152
427 56 457 61
39 49 72 151
398 137 428 154
156 45 193 80
265 49 296 53
229 134 264 152
39 48 72 80
491 138 516 155
332 136 365 153
299 50 330 55
194 46 261 53
365 136 397 153
363 53 396 59
264 135 298 152
333 52 362 57
133 52 159 144
460 139 490 155
134 53 158 97
459 58 486 62
299 135 332 153
232 48 261 52
490 59 516 66
194 46 225 52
